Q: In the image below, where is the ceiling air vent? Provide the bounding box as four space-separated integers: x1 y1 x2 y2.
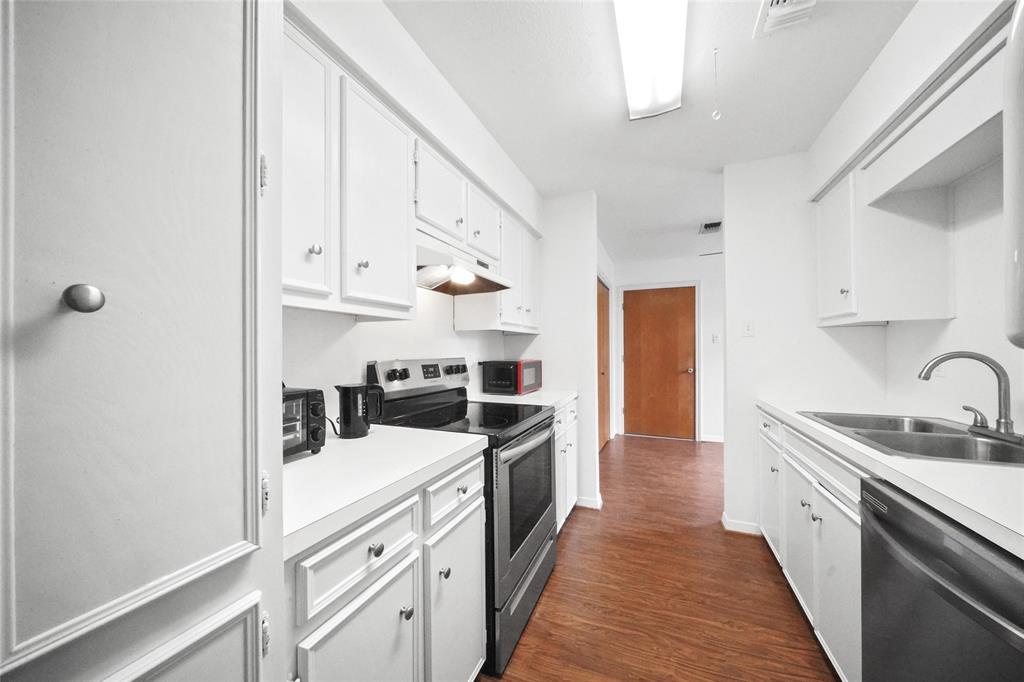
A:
698 221 722 235
752 0 817 38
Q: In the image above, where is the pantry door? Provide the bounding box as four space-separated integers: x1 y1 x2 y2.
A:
1 1 284 678
623 287 697 439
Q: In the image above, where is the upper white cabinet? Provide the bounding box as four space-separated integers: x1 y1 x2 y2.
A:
454 214 542 333
414 140 467 241
816 175 856 320
282 23 415 320
466 184 502 260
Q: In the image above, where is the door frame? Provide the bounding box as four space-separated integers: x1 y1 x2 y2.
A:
596 274 613 448
617 280 702 442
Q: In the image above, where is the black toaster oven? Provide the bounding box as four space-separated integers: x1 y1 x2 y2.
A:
283 385 326 458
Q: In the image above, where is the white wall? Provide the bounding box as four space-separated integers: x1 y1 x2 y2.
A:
885 161 1024 425
289 0 542 231
283 289 504 419
614 254 725 441
722 153 888 529
505 191 602 508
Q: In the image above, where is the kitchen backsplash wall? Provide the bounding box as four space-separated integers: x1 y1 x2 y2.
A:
283 287 504 418
884 160 1024 425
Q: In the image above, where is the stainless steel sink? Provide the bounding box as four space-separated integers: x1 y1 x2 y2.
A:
854 430 1024 465
798 411 1024 466
805 412 963 435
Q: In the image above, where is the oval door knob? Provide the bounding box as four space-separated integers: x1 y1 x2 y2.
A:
439 567 452 580
399 606 415 621
368 542 385 558
61 284 106 313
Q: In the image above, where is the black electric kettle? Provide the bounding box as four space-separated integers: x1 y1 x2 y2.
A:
334 383 384 439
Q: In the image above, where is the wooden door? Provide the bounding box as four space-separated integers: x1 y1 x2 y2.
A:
623 287 696 439
2 1 282 677
597 280 611 449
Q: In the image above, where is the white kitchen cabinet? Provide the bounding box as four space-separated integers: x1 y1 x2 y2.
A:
813 483 862 682
282 22 415 320
340 79 416 311
298 554 421 682
414 140 467 242
424 499 486 682
566 421 579 512
782 454 816 621
816 175 856 320
757 434 783 563
454 214 542 333
466 184 502 260
554 431 568 531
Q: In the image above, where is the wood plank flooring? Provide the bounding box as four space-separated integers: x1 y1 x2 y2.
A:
483 436 836 681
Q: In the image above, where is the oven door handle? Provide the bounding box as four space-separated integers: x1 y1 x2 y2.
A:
498 427 554 465
863 508 1024 654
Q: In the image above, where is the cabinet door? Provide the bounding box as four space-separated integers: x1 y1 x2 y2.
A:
424 499 486 682
298 553 420 682
782 455 816 621
817 174 856 319
414 140 466 240
499 216 524 325
566 422 579 511
757 435 783 563
341 80 415 310
282 26 332 298
554 432 567 531
466 184 501 259
521 230 541 328
813 484 862 682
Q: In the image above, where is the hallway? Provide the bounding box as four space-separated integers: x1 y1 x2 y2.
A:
489 436 836 681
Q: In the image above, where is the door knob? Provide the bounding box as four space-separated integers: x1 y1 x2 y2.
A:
687 368 694 374
61 284 105 313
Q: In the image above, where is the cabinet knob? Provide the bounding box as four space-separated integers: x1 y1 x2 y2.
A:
457 484 468 495
61 284 106 313
439 567 452 580
811 513 823 523
308 243 323 255
525 308 532 313
770 466 779 473
456 217 464 225
399 606 415 621
473 230 481 237
357 259 371 269
839 288 850 295
762 422 770 428
800 499 811 508
368 542 385 558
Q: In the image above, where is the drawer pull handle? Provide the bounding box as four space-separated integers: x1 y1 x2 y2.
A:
770 466 779 473
457 484 469 495
811 513 823 523
800 499 810 508
762 422 770 428
368 542 385 558
440 567 452 580
399 606 415 621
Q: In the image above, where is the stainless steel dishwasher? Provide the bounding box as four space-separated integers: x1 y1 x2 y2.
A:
861 478 1024 681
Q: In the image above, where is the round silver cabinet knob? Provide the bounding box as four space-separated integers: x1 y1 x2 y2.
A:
61 284 105 313
770 466 779 473
473 230 481 237
439 567 452 580
811 513 823 523
399 606 415 621
368 542 385 558
357 259 371 269
457 484 468 495
308 243 323 255
840 288 850 295
456 217 464 226
800 499 811 508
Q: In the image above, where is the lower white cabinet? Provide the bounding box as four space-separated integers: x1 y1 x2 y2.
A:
424 499 486 682
555 399 579 532
757 410 863 682
566 421 579 511
555 431 567 531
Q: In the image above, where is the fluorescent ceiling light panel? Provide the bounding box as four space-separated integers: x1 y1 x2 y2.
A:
613 0 688 120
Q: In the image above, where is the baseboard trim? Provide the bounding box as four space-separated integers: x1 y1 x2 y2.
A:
701 434 724 443
721 512 761 535
576 495 603 510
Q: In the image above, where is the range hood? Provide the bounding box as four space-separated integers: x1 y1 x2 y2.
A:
416 233 511 295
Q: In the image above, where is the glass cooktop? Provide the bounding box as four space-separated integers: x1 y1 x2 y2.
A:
385 400 550 440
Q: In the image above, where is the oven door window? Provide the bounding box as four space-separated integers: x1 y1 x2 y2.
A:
283 397 305 449
507 441 553 558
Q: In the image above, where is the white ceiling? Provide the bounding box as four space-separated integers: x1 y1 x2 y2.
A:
386 0 916 262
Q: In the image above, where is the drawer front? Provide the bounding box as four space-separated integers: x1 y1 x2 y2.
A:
298 552 421 682
782 426 862 511
424 457 485 530
566 399 578 425
296 495 419 625
554 406 569 434
757 411 781 442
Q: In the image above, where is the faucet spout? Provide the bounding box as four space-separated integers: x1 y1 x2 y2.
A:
917 351 1016 439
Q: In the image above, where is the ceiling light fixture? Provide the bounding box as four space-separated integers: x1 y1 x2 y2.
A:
612 0 688 121
449 265 477 285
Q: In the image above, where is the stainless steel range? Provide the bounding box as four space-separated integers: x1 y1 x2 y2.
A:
367 357 557 676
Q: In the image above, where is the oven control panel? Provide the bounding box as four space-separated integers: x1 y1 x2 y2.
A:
367 357 470 395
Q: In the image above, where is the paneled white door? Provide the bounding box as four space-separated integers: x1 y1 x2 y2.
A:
466 184 501 260
414 141 466 241
1 1 283 677
499 216 523 325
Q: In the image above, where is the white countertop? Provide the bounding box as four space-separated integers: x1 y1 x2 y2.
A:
466 388 577 408
758 400 1024 560
282 425 487 559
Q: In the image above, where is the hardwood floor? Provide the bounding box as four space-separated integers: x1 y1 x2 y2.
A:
483 436 836 681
